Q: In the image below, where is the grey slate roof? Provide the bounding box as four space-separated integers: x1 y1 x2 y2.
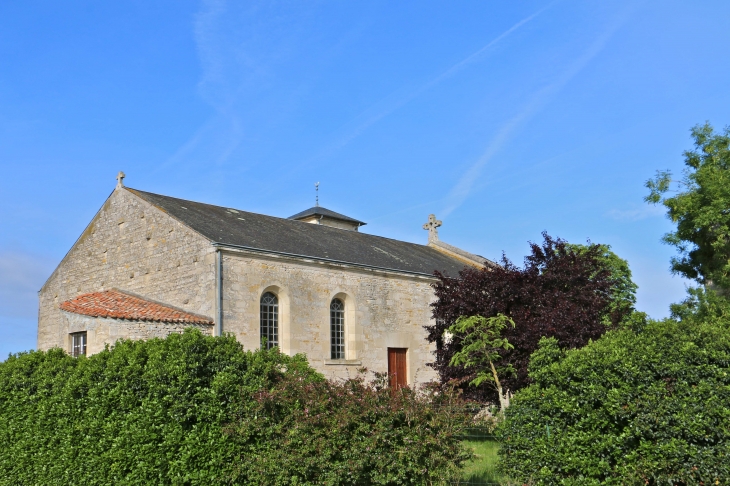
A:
288 206 365 226
129 188 469 277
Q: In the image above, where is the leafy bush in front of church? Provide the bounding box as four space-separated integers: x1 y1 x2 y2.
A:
0 329 320 485
496 318 730 484
0 329 472 485
225 371 472 485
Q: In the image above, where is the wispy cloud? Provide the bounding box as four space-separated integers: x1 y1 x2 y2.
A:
606 205 665 221
439 9 632 217
305 3 556 164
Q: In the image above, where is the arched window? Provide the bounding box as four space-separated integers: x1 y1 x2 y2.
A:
330 298 345 359
260 292 279 349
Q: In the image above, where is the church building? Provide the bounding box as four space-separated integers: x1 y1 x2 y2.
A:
38 173 489 387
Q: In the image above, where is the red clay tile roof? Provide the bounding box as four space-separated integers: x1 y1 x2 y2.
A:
60 289 213 325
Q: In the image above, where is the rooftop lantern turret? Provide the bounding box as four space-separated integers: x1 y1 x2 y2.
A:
288 207 366 231
288 182 366 231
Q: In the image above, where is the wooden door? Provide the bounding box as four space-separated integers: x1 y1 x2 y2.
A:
388 348 408 389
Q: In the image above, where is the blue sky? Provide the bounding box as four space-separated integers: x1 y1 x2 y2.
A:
2 1 729 358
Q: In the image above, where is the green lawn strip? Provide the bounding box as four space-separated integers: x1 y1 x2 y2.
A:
460 439 504 485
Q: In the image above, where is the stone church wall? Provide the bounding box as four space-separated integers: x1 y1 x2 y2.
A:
37 188 216 351
221 251 439 385
37 186 448 387
61 311 213 355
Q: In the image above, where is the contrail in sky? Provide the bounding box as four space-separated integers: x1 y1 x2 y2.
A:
306 3 556 163
155 0 245 174
439 10 632 217
164 1 556 175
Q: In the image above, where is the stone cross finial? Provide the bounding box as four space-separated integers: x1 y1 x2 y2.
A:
116 171 126 188
423 214 442 243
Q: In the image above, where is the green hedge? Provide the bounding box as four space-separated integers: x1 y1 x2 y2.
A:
497 319 730 484
0 329 471 485
0 329 319 485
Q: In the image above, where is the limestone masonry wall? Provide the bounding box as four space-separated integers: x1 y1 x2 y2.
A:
61 312 213 355
38 186 448 387
38 187 216 352
221 251 439 385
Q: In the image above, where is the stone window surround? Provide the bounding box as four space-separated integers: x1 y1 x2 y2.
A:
329 298 345 359
328 290 358 363
256 284 360 364
70 331 87 357
259 291 279 349
258 284 290 355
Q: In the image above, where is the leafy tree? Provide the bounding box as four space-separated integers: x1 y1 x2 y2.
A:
646 122 730 290
670 285 730 327
448 314 515 410
427 233 634 402
497 317 730 484
567 242 638 325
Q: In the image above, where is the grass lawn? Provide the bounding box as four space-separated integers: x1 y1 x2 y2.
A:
460 439 505 485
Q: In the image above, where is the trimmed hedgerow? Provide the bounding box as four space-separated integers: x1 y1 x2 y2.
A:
225 371 472 485
497 320 730 484
0 329 319 485
0 329 471 485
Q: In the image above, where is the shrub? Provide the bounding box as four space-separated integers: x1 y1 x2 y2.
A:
0 329 319 485
225 371 473 485
497 320 730 484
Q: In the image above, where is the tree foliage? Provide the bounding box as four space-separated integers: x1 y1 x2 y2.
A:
497 318 730 484
448 314 515 410
646 122 730 289
671 285 730 327
427 233 634 402
567 242 638 325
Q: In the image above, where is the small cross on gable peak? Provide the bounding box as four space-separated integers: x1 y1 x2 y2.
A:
116 171 126 189
423 214 442 243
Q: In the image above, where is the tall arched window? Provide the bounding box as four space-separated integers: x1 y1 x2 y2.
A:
260 292 279 349
330 298 345 359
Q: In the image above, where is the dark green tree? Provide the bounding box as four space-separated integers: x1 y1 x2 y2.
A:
646 122 730 290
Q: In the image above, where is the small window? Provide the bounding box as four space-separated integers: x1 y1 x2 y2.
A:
330 298 345 359
260 292 279 349
71 332 87 357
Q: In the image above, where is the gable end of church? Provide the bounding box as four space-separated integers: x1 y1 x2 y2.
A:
38 185 216 352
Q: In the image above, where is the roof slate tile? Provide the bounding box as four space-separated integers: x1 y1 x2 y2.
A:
128 188 476 276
